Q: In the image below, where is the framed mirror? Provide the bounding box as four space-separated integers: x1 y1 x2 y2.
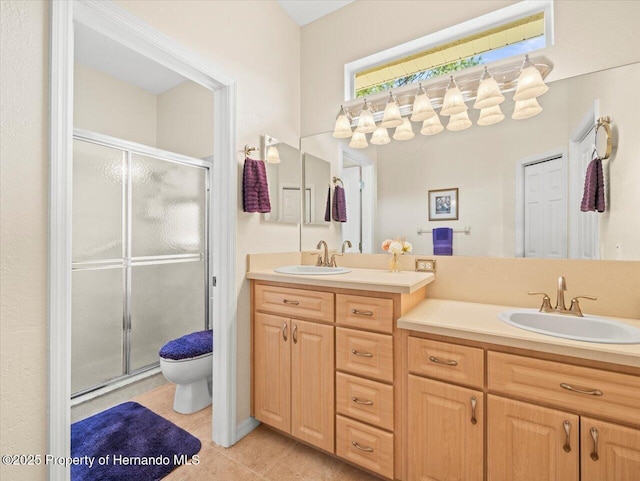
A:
262 134 302 224
303 153 331 226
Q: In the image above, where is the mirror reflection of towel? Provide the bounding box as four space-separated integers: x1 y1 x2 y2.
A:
324 187 331 222
433 227 453 256
242 158 271 213
332 185 347 222
580 155 605 212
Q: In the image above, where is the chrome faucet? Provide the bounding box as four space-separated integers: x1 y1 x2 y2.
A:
528 276 597 317
316 240 329 267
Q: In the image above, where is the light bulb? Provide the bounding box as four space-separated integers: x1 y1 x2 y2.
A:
420 115 444 135
411 84 437 121
446 110 472 131
474 67 505 109
266 146 281 163
514 55 549 101
512 97 543 120
349 131 369 148
380 93 403 128
440 76 467 116
332 106 352 138
355 99 377 133
393 118 415 141
370 126 391 145
477 104 505 126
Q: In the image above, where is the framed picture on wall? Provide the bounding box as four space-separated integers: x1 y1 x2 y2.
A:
428 188 459 221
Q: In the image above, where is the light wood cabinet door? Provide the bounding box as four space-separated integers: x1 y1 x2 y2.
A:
291 319 335 453
581 417 640 481
254 313 291 433
408 375 483 481
487 395 579 481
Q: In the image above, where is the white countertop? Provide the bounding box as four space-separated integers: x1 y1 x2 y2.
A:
246 267 435 294
398 298 640 368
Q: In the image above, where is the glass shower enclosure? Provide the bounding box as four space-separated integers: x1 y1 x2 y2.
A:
71 132 209 396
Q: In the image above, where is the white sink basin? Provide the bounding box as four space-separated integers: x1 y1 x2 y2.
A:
274 265 351 275
498 308 640 344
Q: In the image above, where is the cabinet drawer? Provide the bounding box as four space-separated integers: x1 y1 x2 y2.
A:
336 415 394 479
336 372 394 431
408 337 484 389
336 294 393 333
336 328 393 383
488 351 640 426
254 284 334 323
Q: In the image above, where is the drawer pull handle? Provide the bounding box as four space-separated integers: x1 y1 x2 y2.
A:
282 322 288 342
352 441 374 453
563 420 572 453
351 349 373 358
429 356 458 366
351 309 374 316
283 299 299 305
470 396 478 425
559 383 603 396
292 324 298 344
590 427 599 461
352 397 374 406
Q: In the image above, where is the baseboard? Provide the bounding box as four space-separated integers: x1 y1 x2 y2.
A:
236 416 260 441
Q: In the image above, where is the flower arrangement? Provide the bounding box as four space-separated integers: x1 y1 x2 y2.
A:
382 237 412 272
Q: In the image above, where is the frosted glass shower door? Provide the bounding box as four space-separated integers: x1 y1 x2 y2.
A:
129 153 207 372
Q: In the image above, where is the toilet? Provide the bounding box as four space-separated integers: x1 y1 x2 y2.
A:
159 330 213 414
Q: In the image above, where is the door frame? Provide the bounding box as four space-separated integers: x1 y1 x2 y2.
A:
49 2 238 479
514 148 567 258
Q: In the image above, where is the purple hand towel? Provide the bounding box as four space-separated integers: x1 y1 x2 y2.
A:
580 155 605 213
324 187 331 222
433 227 453 256
332 185 347 222
243 157 271 213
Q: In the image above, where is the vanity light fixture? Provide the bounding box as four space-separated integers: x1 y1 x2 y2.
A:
370 126 391 145
440 76 467 116
266 146 281 163
349 131 369 148
477 104 505 126
512 97 543 120
474 66 505 109
446 110 472 131
410 84 437 121
380 92 403 128
420 115 444 135
332 105 353 138
355 98 377 134
514 54 549 101
393 117 415 140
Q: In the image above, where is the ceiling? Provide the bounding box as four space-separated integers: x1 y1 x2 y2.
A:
277 0 355 26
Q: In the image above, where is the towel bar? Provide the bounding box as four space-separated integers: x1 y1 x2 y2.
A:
595 116 612 160
417 226 471 235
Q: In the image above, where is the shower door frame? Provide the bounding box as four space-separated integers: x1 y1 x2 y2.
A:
49 1 239 479
71 129 211 397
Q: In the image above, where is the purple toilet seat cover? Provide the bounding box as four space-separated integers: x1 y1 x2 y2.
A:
159 330 213 360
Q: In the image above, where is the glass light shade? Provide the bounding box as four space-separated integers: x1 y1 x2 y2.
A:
477 104 505 126
355 100 377 133
393 118 415 141
420 115 444 136
514 65 549 101
512 97 543 120
380 95 403 128
332 109 353 138
370 126 391 145
474 76 505 109
349 131 369 149
446 110 472 131
440 84 467 116
266 146 281 163
411 93 437 121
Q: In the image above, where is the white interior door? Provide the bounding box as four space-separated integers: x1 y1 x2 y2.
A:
341 166 362 252
524 156 567 258
281 187 301 223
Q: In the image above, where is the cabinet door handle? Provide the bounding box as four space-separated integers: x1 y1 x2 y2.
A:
351 349 373 358
351 308 373 316
429 356 458 366
352 441 374 453
470 396 478 425
563 420 572 453
352 397 374 406
590 427 599 461
292 324 298 344
283 299 299 305
282 322 288 342
560 383 603 396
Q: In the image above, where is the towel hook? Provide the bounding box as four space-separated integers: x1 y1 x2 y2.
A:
243 145 259 158
594 117 612 160
333 176 344 187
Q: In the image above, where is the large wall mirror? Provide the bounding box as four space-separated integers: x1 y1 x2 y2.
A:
301 62 640 261
262 134 302 224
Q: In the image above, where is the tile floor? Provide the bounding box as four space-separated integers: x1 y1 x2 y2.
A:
132 383 383 481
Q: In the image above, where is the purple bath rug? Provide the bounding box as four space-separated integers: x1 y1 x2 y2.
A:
71 401 201 480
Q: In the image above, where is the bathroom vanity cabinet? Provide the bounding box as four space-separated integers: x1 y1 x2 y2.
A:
251 279 427 480
403 331 640 481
